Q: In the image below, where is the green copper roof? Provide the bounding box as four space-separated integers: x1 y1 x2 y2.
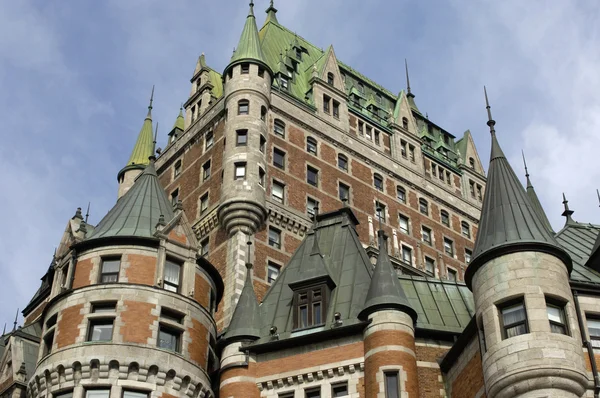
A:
118 91 155 179
359 232 417 321
265 0 278 24
555 223 600 282
228 2 267 70
87 162 175 241
465 96 571 288
172 107 185 132
224 263 261 342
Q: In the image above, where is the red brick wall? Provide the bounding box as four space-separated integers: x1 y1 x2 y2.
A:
194 273 210 308
220 367 259 398
23 300 48 325
188 319 209 367
450 351 485 398
125 254 156 285
72 258 93 288
120 301 157 344
56 304 84 348
416 344 449 397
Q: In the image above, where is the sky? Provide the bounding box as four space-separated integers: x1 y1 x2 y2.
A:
1 0 600 328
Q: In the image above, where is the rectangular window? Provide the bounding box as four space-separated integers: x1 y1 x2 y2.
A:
92 302 116 313
425 257 435 276
100 258 120 283
278 393 294 398
461 222 471 238
399 215 409 235
587 317 600 348
280 75 289 90
384 371 400 398
86 390 110 398
465 249 472 264
397 187 406 203
259 168 265 187
307 166 319 187
236 129 248 146
375 202 386 223
294 286 326 329
273 148 285 169
43 330 55 356
87 319 114 342
333 100 340 118
164 260 181 293
444 238 454 256
267 262 280 284
307 138 317 155
200 193 209 215
422 226 432 245
366 126 372 139
401 246 412 266
241 63 250 74
358 121 364 136
205 131 214 150
274 120 285 137
122 392 148 398
160 307 184 324
238 101 249 115
469 180 476 198
409 145 415 161
171 188 179 206
477 185 483 201
202 160 211 181
374 130 380 145
447 268 457 282
200 238 209 257
268 227 281 249
500 300 528 339
332 383 348 397
260 135 266 153
546 300 568 335
323 95 330 113
374 175 383 191
338 154 348 171
339 182 350 203
174 160 182 178
258 67 265 78
158 325 180 352
305 389 321 398
54 392 73 398
400 140 407 158
441 211 450 227
272 181 285 203
307 197 319 218
235 162 246 180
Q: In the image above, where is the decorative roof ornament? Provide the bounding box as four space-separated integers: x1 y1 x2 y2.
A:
73 207 83 220
78 219 88 235
597 189 600 207
225 0 268 74
265 0 279 24
155 214 166 230
522 150 531 187
522 150 554 233
12 308 18 332
405 59 414 98
150 122 158 161
562 193 576 225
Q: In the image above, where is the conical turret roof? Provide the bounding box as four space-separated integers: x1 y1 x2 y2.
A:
465 89 571 288
172 107 185 132
87 162 175 243
118 88 155 180
224 260 261 342
359 232 417 321
522 153 554 233
226 1 269 74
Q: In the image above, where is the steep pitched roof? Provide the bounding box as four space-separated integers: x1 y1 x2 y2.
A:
359 232 417 321
523 153 554 233
228 2 268 71
86 162 175 242
465 92 571 288
171 107 185 132
224 262 261 342
555 223 600 282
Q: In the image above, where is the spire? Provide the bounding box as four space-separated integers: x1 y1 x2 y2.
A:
150 122 158 161
226 1 269 75
562 193 576 225
464 88 571 289
12 309 18 332
224 241 261 342
117 87 156 181
522 151 554 233
405 59 414 98
265 0 278 23
85 202 91 223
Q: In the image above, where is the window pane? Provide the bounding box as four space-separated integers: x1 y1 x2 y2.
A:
89 322 113 341
588 319 600 337
101 274 118 283
550 323 567 335
158 328 178 351
102 259 120 273
547 306 563 323
332 383 348 397
506 323 527 338
306 390 321 398
502 303 526 326
385 372 399 398
123 392 148 398
313 302 321 325
164 261 181 286
86 390 110 398
300 306 308 328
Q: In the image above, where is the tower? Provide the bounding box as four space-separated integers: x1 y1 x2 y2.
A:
464 89 587 398
217 0 273 325
117 88 156 198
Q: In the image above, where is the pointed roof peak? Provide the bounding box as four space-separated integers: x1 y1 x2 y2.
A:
522 150 532 187
248 0 255 17
265 0 279 24
521 150 554 233
405 59 414 98
562 192 576 225
226 0 269 74
146 85 154 119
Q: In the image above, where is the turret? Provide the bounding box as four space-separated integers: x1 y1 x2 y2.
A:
117 87 155 198
464 88 587 398
167 106 185 146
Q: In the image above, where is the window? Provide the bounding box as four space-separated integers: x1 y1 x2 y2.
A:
161 307 184 324
422 226 432 245
205 131 214 149
465 249 472 264
235 162 246 180
374 173 383 191
425 257 435 276
327 72 334 85
546 300 568 335
305 389 321 398
174 160 182 178
236 129 248 146
587 317 600 348
260 106 267 122
469 157 475 169
100 258 120 283
267 262 280 284
274 119 286 137
279 393 294 398
446 171 451 185
358 121 364 135
338 154 348 171
272 181 285 203
238 100 249 115
500 300 528 339
306 137 317 155
191 105 196 122
399 214 409 234
43 315 56 356
241 63 250 74
259 168 265 187
202 160 211 181
366 125 372 139
396 186 406 203
469 180 476 198
268 227 281 249
461 221 471 238
402 117 409 130
444 238 454 256
375 202 386 223
333 100 340 118
447 268 457 282
158 325 180 352
122 392 147 398
87 318 114 342
332 383 348 397
86 390 110 398
400 140 407 158
295 47 302 60
476 185 483 201
258 66 265 78
432 164 437 178
401 246 412 266
339 182 350 203
273 148 285 169
419 198 428 215
307 197 319 218
200 238 209 257
374 130 380 145
164 260 181 293
409 145 415 162
200 193 208 215
323 95 331 113
440 210 450 227
280 75 289 90
294 285 326 329
171 189 179 206
384 371 400 398
307 166 319 187
260 135 266 153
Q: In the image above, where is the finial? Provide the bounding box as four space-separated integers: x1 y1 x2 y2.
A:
175 200 184 212
12 309 18 332
85 202 90 223
246 241 253 269
484 86 496 135
562 192 575 224
405 59 413 97
522 150 532 187
78 219 88 234
270 0 274 6
152 122 158 158
310 221 322 256
2 323 6 335
73 207 83 220
156 214 166 229
596 189 600 207
248 0 255 17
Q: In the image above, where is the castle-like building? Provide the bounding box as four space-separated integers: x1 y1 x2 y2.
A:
2 1 600 397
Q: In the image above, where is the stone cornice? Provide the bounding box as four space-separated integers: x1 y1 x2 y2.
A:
266 200 312 237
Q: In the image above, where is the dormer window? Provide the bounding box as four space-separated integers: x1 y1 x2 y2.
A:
469 157 475 169
327 72 334 86
280 75 289 90
295 47 302 60
293 285 326 330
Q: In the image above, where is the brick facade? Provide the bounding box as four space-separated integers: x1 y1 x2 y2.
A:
120 301 157 345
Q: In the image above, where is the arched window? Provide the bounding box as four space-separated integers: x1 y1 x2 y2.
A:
469 157 475 169
261 106 267 121
373 173 383 191
419 198 428 215
402 117 409 130
396 186 406 203
327 72 334 85
441 210 450 227
306 137 317 155
274 119 285 137
238 99 249 115
338 154 348 171
461 221 471 238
